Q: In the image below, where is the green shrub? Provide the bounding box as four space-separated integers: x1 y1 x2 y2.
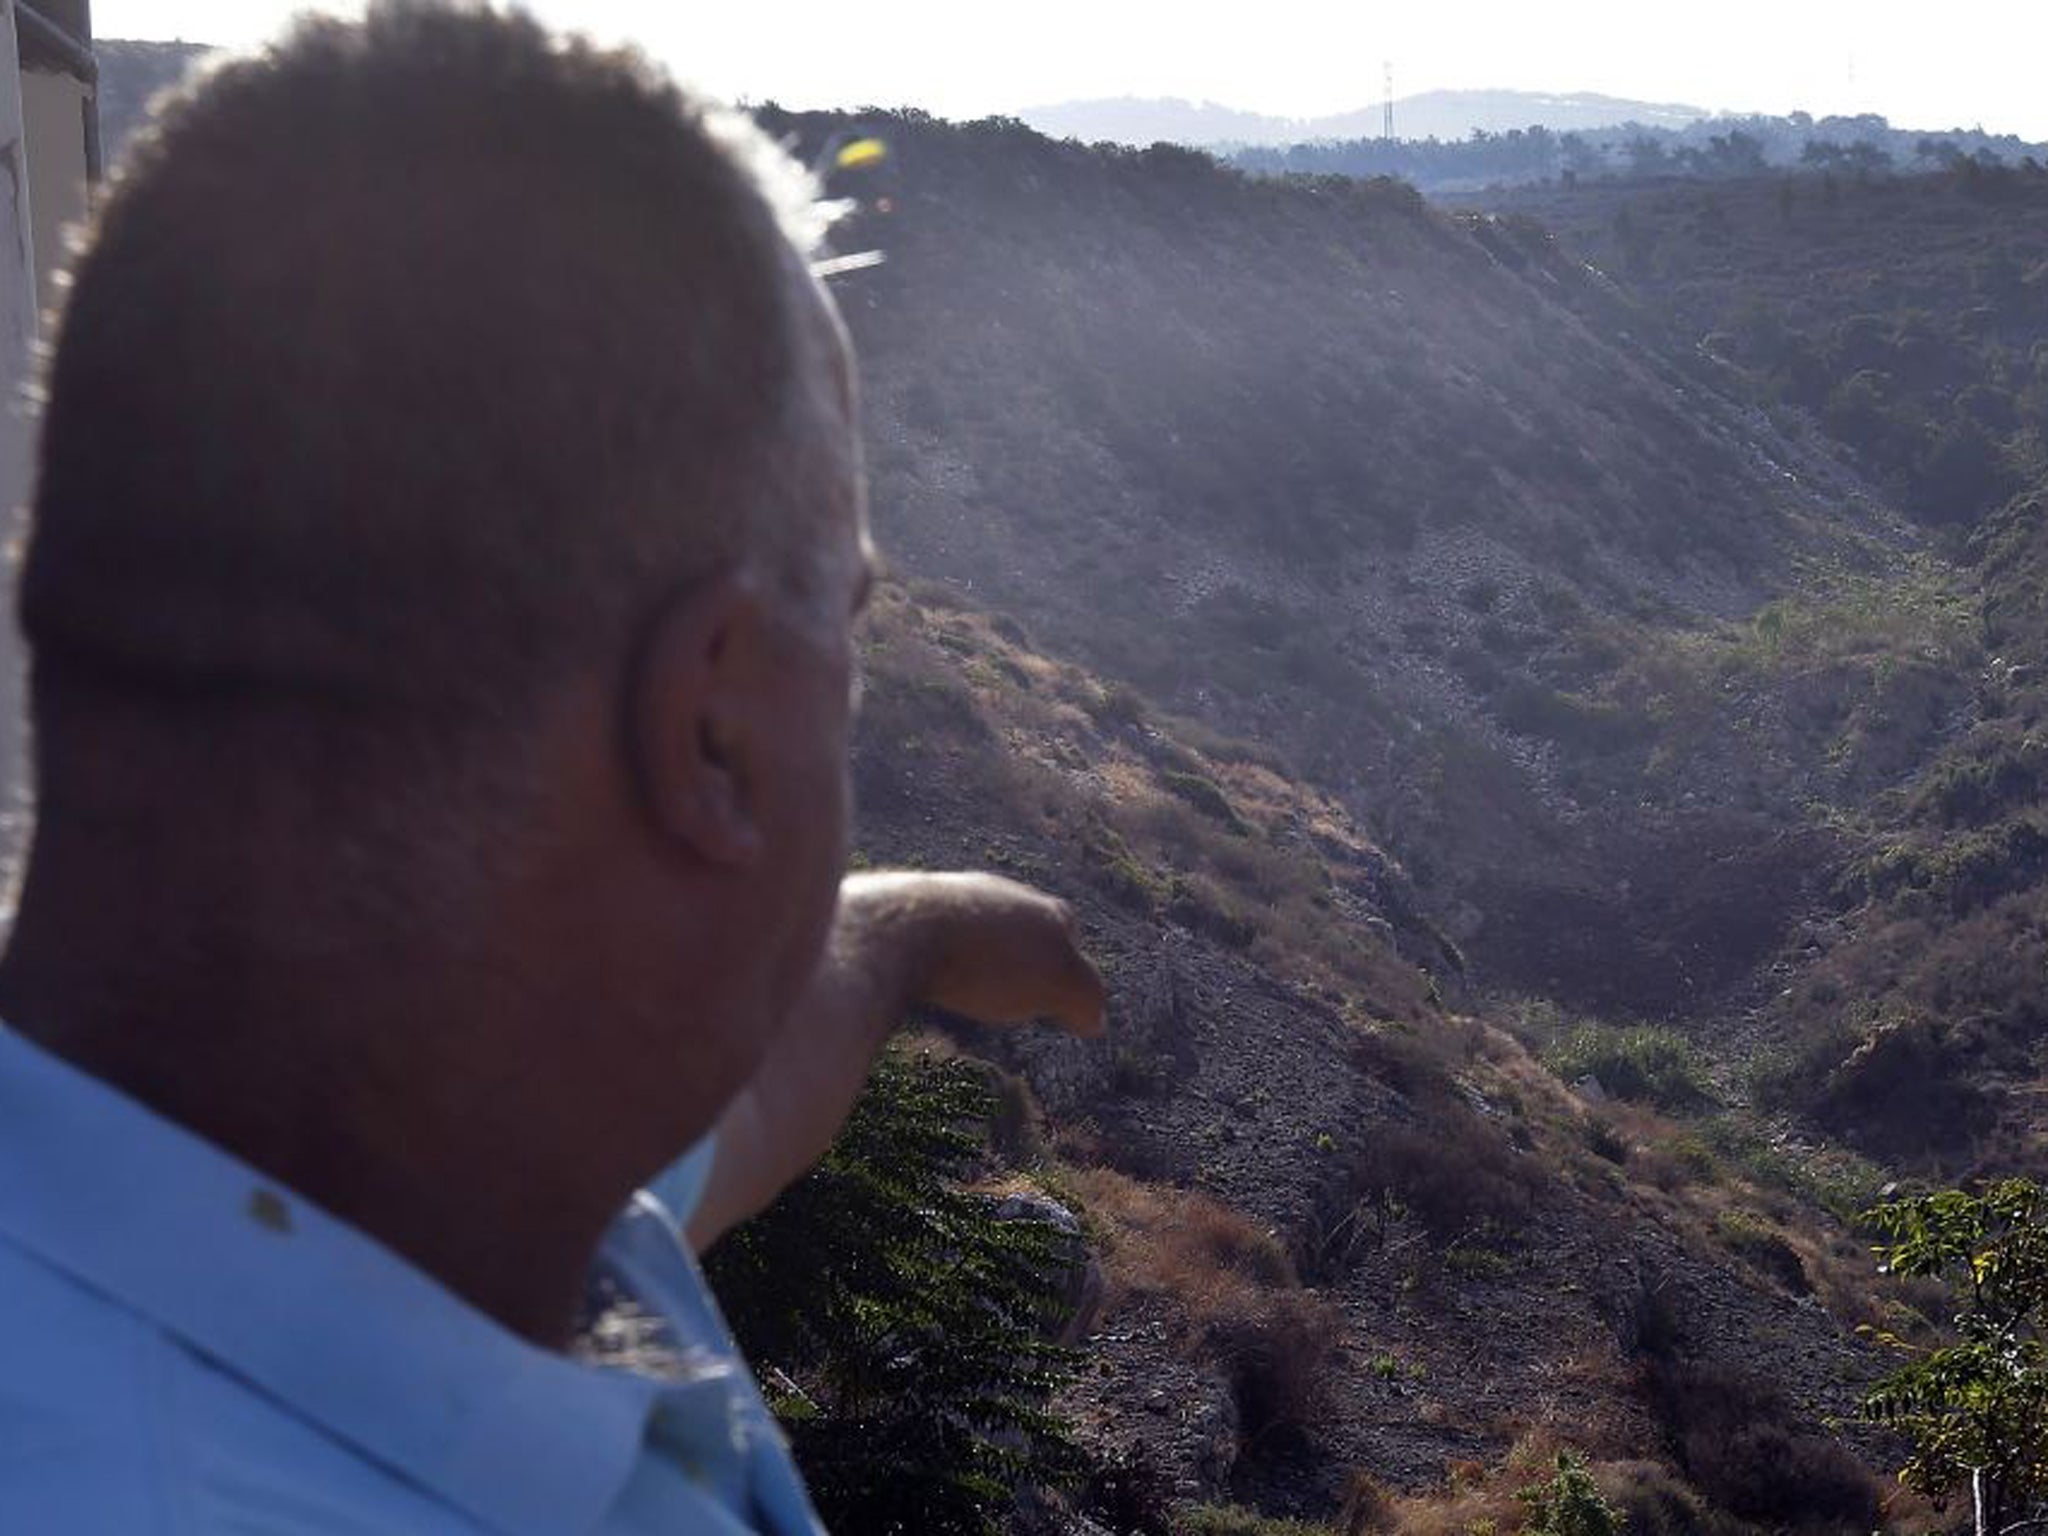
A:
1697 1116 1886 1222
1911 734 2048 825
1495 680 1651 754
1850 817 2048 915
1165 874 1258 949
1085 827 1163 910
1444 1242 1515 1281
1161 769 1250 834
1519 1451 1622 1536
1544 1024 1714 1112
1585 1118 1630 1165
1657 1131 1719 1183
1178 1505 1339 1536
1711 1210 1810 1294
1085 681 1148 729
706 1052 1082 1535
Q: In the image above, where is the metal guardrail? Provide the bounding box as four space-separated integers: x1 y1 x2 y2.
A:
14 3 94 83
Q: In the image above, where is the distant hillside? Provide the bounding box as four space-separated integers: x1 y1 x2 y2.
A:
95 39 214 164
1384 89 1707 143
1022 88 1705 149
1019 97 1318 149
1239 110 2048 194
1478 164 2048 528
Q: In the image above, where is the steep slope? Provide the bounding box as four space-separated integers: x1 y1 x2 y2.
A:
1478 164 2048 530
776 107 1915 1019
848 589 1898 1527
1458 168 2048 1181
761 116 1986 1525
1752 487 2048 1175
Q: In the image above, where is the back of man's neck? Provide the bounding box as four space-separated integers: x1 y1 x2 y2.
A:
0 905 624 1350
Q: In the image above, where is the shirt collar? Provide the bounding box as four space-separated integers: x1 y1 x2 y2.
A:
0 1025 660 1536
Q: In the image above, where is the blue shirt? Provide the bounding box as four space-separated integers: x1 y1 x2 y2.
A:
0 1027 827 1534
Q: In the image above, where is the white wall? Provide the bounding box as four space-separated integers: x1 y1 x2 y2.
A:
0 1 35 891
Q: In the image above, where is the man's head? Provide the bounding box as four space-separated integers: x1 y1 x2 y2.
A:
32 1 867 705
13 2 870 1158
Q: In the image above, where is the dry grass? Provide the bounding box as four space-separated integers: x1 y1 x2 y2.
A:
1364 1432 1576 1536
1643 1360 1881 1531
856 586 1906 1521
1329 1023 1552 1261
1065 1165 1342 1441
1065 1166 1298 1300
1559 1095 1891 1331
1341 1005 1894 1342
1351 1431 1904 1536
1469 1018 1895 1334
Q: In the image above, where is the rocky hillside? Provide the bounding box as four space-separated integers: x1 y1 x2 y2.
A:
1477 163 2048 531
741 110 1983 1531
781 115 2048 1532
774 107 1922 1020
1456 167 2048 1187
847 585 1900 1530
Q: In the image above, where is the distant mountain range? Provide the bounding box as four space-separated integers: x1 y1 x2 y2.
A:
1237 110 2048 194
93 45 2042 207
1019 89 1709 148
91 47 1705 169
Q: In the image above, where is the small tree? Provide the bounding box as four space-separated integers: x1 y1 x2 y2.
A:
1862 1179 2048 1536
1519 1450 1621 1536
706 1050 1083 1536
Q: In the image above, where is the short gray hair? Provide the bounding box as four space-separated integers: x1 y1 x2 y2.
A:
26 0 859 726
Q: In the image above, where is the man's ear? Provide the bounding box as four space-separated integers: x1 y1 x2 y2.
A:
628 571 773 868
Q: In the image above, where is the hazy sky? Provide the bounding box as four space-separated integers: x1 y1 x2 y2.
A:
92 1 2048 142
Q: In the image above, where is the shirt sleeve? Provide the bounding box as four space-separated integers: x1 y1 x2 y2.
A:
639 1134 718 1234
